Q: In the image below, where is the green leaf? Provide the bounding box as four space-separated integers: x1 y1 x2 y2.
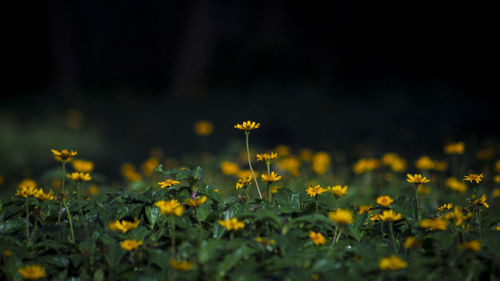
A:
145 205 160 229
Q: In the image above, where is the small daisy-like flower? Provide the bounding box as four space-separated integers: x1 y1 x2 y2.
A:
380 210 403 222
328 209 354 224
403 236 420 249
459 240 481 252
67 172 92 181
379 255 408 271
376 195 394 207
18 265 46 280
51 149 77 162
471 194 489 208
218 217 245 231
170 259 194 271
369 214 383 221
120 239 143 251
234 121 261 131
185 196 207 207
464 173 483 184
437 203 453 211
407 174 430 184
261 171 282 183
419 218 448 231
155 200 185 216
358 205 372 215
326 185 348 199
257 152 278 161
108 218 140 233
309 231 326 245
158 179 180 188
236 176 252 189
306 185 326 197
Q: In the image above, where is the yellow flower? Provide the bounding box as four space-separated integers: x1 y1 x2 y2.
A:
16 180 39 198
312 152 331 175
415 156 435 170
417 185 430 195
300 149 313 162
141 157 159 176
67 172 92 181
445 177 467 193
237 169 255 178
309 231 326 245
358 205 372 215
382 153 398 165
380 210 403 222
108 218 140 233
18 265 46 280
194 120 214 136
437 203 453 212
121 163 142 182
444 142 465 154
419 218 448 231
390 158 407 172
493 188 500 197
120 239 143 251
256 236 276 246
471 194 489 208
459 240 481 252
155 200 185 216
369 214 383 221
306 185 326 197
328 209 354 224
494 176 500 184
257 152 278 161
34 188 55 201
218 217 245 231
271 186 280 194
72 159 94 173
158 179 181 188
185 196 207 207
234 121 261 131
221 161 240 175
326 185 348 199
353 158 380 174
376 195 394 207
275 145 290 157
406 174 430 184
379 255 408 271
89 184 99 195
170 259 194 271
278 157 300 176
403 236 419 249
442 206 471 226
464 173 483 184
261 171 282 183
51 149 77 162
235 176 252 189
495 226 500 232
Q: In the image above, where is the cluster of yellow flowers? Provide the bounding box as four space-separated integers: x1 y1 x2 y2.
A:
309 231 326 245
382 153 407 172
18 264 46 280
256 152 278 162
326 185 348 199
312 151 331 175
218 217 245 231
328 209 353 224
445 177 467 193
67 172 92 181
353 158 381 174
415 156 447 171
155 199 186 216
16 180 54 201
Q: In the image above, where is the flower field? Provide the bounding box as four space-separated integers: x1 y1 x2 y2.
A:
1 121 499 281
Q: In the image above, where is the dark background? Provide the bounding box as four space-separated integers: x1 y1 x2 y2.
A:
1 1 498 176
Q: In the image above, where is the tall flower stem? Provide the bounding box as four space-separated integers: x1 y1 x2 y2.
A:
266 182 272 202
389 223 398 254
62 197 75 243
57 161 67 222
245 132 262 199
414 184 419 221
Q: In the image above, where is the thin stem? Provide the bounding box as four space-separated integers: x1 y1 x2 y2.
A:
335 227 343 243
414 185 419 221
245 132 262 199
25 197 30 241
389 223 398 254
266 182 271 202
331 226 338 246
62 197 75 243
57 161 66 222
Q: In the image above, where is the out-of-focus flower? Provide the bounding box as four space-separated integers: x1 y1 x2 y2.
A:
444 142 465 154
358 205 372 215
382 153 407 172
108 218 140 233
496 160 500 172
120 239 142 251
257 152 278 162
170 259 194 271
369 214 383 221
72 159 94 173
155 200 185 216
18 265 46 280
379 256 408 271
437 203 453 211
328 209 353 224
158 179 180 188
256 237 276 246
121 163 142 182
237 170 255 178
141 157 159 176
221 161 240 175
3 249 12 257
300 149 313 162
306 185 326 197
353 158 380 174
51 149 77 162
445 177 467 193
417 185 430 194
261 171 282 183
194 120 214 136
493 188 500 197
218 217 245 231
312 151 331 175
404 236 420 249
459 240 481 252
275 145 290 157
442 206 471 226
278 157 300 176
326 185 348 199
380 210 402 222
471 194 489 208
309 231 326 245
464 173 483 184
415 156 435 170
271 186 280 194
67 172 91 181
89 184 99 195
34 188 55 201
185 196 207 207
376 195 394 207
419 218 448 230
235 176 252 189
234 121 260 131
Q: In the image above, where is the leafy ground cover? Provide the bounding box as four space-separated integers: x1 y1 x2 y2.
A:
1 121 499 281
